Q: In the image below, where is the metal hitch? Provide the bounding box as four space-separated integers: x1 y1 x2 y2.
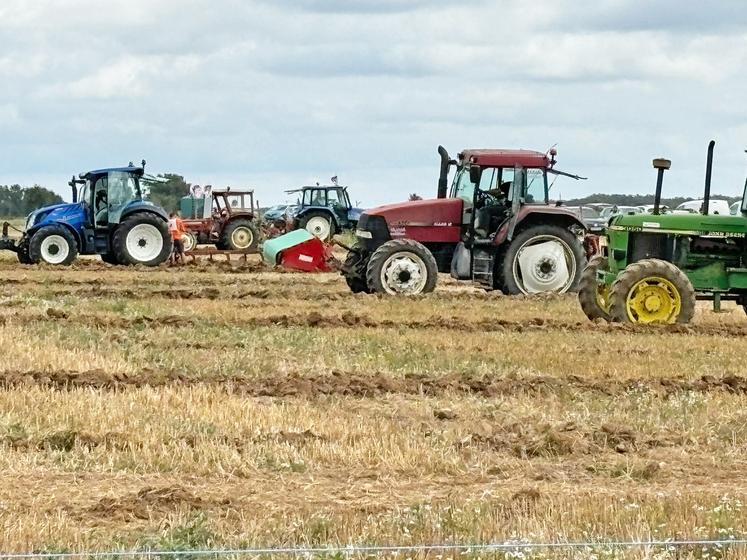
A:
0 222 20 253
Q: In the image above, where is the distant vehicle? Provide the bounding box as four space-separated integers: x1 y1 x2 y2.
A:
599 206 642 218
564 206 604 233
676 199 730 215
180 188 260 252
286 185 363 241
263 204 292 222
637 204 669 214
731 201 741 215
585 203 613 212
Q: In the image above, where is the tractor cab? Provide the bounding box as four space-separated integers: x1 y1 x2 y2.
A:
289 184 363 241
446 148 587 243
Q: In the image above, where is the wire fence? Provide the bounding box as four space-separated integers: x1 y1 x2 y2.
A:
1 539 746 559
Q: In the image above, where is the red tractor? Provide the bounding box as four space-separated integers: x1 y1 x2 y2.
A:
342 146 590 295
180 188 260 252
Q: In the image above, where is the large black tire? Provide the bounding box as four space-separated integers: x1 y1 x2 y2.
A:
342 246 372 294
17 241 33 264
100 252 120 265
366 239 438 295
299 211 336 241
579 255 611 321
220 219 259 251
608 258 695 324
500 225 585 295
28 225 78 266
112 213 172 267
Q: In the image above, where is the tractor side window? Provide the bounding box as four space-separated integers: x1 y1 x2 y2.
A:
453 169 475 204
107 172 138 224
308 189 326 206
524 168 546 204
327 189 343 208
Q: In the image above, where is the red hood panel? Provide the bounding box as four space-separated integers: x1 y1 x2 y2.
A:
368 198 463 227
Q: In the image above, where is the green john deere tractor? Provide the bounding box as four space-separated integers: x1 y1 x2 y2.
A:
580 140 747 324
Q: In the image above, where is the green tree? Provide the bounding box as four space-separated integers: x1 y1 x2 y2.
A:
0 184 63 218
141 174 191 213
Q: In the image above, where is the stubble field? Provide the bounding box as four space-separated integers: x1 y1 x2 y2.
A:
1 252 747 558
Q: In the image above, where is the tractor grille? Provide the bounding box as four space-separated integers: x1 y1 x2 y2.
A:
357 214 391 250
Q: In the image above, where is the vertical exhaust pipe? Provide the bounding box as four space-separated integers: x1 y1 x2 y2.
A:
702 140 715 215
652 158 671 215
437 145 451 199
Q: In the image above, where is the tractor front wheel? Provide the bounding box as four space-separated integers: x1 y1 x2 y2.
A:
366 239 438 295
29 225 78 265
220 219 259 251
341 245 372 294
300 211 335 241
608 258 695 324
17 240 33 264
113 213 172 266
579 255 611 321
500 225 585 295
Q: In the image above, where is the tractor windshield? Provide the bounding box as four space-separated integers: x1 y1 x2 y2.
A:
106 171 141 224
523 168 548 204
742 177 747 214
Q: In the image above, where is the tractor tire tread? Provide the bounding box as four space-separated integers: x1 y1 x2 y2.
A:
500 224 586 295
608 258 695 324
112 212 172 267
578 255 610 321
366 238 438 295
28 224 78 266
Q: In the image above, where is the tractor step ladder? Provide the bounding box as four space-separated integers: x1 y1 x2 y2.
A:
471 247 494 289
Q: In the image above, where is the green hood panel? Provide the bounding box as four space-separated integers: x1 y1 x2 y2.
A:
262 229 315 264
612 213 747 235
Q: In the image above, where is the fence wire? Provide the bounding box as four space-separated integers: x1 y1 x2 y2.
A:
1 539 746 559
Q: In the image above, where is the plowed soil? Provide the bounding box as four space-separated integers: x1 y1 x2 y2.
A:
0 256 746 555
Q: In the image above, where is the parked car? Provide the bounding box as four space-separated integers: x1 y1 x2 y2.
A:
637 204 669 214
676 199 730 215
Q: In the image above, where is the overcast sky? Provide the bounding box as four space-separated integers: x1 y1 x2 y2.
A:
0 0 745 207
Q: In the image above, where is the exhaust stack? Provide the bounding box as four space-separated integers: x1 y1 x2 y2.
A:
702 140 715 216
437 145 451 199
652 158 671 215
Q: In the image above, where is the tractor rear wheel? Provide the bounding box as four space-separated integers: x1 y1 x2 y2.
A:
609 258 695 324
112 213 172 266
500 225 585 295
101 252 120 265
29 225 78 265
579 255 611 321
300 211 335 241
342 246 372 294
366 239 438 295
220 219 259 251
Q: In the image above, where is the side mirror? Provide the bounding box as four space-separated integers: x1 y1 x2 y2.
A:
469 165 482 185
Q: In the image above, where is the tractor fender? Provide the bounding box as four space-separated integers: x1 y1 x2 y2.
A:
120 202 169 222
27 220 82 251
493 207 586 246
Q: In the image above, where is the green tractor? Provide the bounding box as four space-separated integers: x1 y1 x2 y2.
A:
580 141 747 324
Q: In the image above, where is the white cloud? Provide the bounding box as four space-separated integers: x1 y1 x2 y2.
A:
0 0 745 205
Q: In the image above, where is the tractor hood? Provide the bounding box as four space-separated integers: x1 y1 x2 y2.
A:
366 197 463 227
26 202 83 230
612 212 747 235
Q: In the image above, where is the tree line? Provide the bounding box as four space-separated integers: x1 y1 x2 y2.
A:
0 185 63 218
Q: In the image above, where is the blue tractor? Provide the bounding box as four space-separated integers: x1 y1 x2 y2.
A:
287 185 363 241
0 162 172 266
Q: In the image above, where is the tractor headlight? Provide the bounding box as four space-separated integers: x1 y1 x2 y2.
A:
356 229 373 239
25 211 39 230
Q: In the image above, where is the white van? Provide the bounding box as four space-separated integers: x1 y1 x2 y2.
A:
675 199 731 215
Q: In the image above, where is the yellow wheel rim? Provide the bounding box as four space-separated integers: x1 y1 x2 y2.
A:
596 283 610 312
626 276 681 324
